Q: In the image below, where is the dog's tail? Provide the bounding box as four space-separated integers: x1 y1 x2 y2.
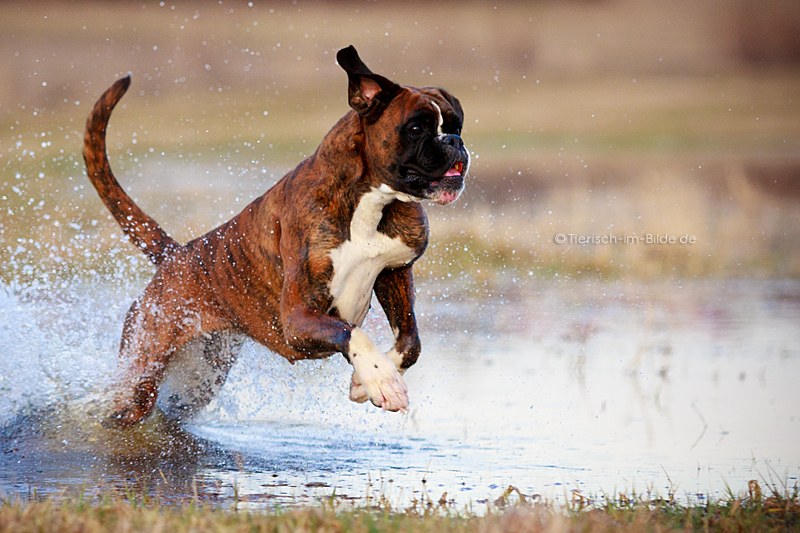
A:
83 76 179 265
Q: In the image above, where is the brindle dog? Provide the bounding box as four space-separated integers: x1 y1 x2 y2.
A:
83 46 469 427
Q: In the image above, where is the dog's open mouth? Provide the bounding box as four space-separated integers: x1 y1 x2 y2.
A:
403 161 465 184
401 160 467 205
444 161 465 177
427 161 466 205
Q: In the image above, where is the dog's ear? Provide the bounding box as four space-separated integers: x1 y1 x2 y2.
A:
337 45 402 124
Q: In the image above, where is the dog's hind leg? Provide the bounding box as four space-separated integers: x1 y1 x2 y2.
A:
158 330 244 421
106 273 228 428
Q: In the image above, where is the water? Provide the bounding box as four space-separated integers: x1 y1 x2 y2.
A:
1 277 799 509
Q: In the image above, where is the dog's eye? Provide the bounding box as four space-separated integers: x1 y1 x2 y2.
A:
407 115 434 136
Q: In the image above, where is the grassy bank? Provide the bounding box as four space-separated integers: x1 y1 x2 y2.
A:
2 481 799 532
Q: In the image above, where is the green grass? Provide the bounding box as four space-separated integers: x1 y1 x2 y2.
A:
1 480 798 532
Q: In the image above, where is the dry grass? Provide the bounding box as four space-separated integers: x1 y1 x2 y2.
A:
422 161 800 283
1 480 799 533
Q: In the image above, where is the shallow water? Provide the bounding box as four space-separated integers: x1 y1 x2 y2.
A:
1 277 799 509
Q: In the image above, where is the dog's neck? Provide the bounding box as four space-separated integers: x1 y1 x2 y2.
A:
316 111 365 180
349 186 394 238
328 185 418 325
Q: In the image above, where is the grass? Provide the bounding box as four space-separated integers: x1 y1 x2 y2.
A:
1 480 799 532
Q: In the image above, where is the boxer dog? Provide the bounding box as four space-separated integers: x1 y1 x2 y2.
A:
83 46 469 427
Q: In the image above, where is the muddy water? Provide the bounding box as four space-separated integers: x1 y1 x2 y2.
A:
1 278 799 508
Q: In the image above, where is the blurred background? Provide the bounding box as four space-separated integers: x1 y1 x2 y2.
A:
1 1 800 504
1 0 799 286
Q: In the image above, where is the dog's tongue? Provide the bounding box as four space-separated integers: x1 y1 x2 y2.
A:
444 162 462 177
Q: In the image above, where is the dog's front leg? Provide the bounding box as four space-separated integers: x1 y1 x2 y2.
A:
374 265 421 370
280 272 408 412
349 265 420 404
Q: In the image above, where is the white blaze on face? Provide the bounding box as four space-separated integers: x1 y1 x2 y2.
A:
431 101 444 135
328 187 417 326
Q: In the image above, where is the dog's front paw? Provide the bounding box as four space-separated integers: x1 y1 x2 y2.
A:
348 329 409 412
349 372 369 403
357 361 409 412
349 368 409 411
349 349 407 406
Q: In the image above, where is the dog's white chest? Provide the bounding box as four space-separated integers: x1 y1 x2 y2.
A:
328 188 416 326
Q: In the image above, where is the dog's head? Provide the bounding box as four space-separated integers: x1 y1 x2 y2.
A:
337 45 469 205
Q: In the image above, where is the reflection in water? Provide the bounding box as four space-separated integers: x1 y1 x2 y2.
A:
1 279 799 508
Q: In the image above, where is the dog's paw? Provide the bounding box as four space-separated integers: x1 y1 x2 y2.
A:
348 329 409 412
357 361 409 412
349 348 407 405
103 377 158 428
384 347 406 370
349 370 409 410
349 372 369 403
103 405 147 429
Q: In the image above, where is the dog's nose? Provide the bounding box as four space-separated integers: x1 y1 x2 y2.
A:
442 134 464 150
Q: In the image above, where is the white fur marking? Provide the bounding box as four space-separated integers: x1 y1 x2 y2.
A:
328 187 417 325
378 183 421 203
348 327 408 411
431 101 444 135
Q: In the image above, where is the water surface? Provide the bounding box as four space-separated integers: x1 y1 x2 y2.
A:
1 278 798 508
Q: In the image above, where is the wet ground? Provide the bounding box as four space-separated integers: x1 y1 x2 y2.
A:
1 276 798 509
